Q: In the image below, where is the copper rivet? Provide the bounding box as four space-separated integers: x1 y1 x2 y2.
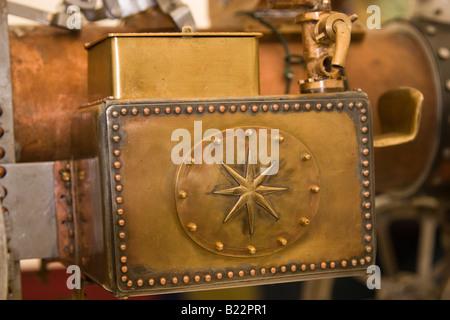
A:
144 108 150 115
321 262 327 269
365 235 372 242
186 106 193 114
198 106 204 113
230 105 236 112
306 103 311 110
250 269 256 276
366 223 372 230
349 103 354 108
278 135 285 143
363 148 370 155
116 185 123 192
120 244 126 251
357 103 363 109
183 276 189 283
361 108 367 114
260 268 266 275
363 180 370 187
227 271 234 278
119 232 125 239
205 275 212 282
364 191 370 198
117 208 124 215
252 105 258 112
121 256 127 263
114 150 121 157
239 270 244 277
362 137 368 144
137 279 143 287
217 273 223 280
363 170 370 177
121 266 128 273
175 107 181 114
121 276 127 282
187 222 197 232
295 104 300 110
362 127 368 133
219 105 226 113
365 213 371 220
366 256 372 263
273 104 279 111
149 279 155 286
165 107 171 114
311 185 320 193
118 219 125 226
363 160 369 167
208 105 215 113
127 280 132 287
115 175 121 181
341 260 347 267
114 161 121 169
215 241 224 251
173 277 178 284
291 265 297 272
316 103 322 110
338 103 344 109
310 264 315 270
116 197 123 204
360 259 365 265
301 264 306 271
366 246 372 253
278 237 288 246
327 103 333 110
302 153 311 161
112 111 119 118
240 105 247 112
270 267 276 274
262 104 268 111
361 116 367 122
131 108 138 115
247 245 256 254
330 262 336 269
121 108 127 115
112 125 119 131
284 104 290 111
160 278 166 285
352 259 357 266
178 190 187 199
154 108 160 115
364 202 371 209
300 217 310 226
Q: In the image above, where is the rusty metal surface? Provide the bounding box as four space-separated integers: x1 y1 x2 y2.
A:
70 91 375 297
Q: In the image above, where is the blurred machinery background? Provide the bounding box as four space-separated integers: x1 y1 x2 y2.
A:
1 0 450 300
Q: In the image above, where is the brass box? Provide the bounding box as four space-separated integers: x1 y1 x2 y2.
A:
85 31 261 101
71 92 376 298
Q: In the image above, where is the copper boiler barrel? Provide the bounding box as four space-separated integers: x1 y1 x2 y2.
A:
8 19 449 196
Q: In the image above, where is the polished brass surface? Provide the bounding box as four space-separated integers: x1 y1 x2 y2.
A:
86 29 262 101
71 91 375 297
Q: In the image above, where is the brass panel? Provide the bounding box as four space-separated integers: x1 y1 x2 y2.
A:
87 91 376 297
86 31 261 101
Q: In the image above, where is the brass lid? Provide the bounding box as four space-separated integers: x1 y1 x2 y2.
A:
85 25 262 50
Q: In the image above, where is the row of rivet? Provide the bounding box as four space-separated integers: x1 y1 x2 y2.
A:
110 101 368 119
358 102 374 255
121 257 373 288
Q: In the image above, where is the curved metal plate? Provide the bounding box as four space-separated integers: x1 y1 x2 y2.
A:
175 127 320 257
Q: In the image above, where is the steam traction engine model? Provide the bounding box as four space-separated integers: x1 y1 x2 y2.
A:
0 0 449 299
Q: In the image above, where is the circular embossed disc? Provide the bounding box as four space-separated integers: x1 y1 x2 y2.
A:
175 127 320 257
